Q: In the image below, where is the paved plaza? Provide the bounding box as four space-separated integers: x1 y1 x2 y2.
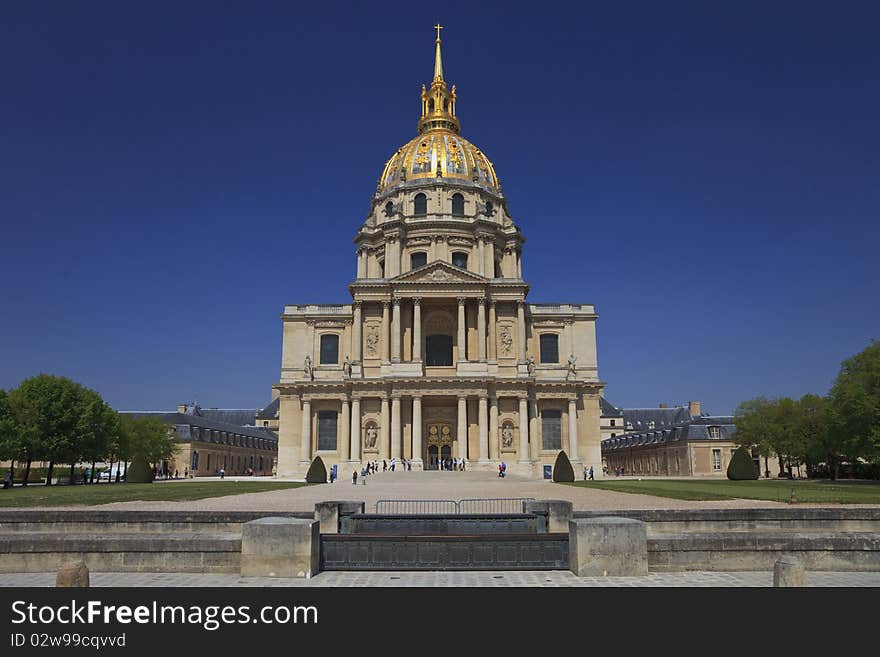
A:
38 470 818 512
2 570 879 587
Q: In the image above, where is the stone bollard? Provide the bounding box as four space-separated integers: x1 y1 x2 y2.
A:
773 558 806 587
526 500 574 534
569 517 648 577
314 501 365 534
240 518 320 578
56 561 90 587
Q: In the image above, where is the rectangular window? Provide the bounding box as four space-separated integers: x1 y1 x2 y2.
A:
708 426 721 439
320 334 339 364
712 448 722 471
539 334 559 363
541 410 562 451
610 419 616 427
317 411 338 451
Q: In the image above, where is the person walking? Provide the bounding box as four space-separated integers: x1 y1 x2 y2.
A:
589 465 594 480
383 460 387 472
584 465 589 481
352 470 358 485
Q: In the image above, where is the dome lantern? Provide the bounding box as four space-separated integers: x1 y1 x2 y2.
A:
418 24 460 135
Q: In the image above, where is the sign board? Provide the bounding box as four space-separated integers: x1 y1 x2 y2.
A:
543 465 552 479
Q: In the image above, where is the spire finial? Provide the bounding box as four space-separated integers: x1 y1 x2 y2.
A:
433 23 444 81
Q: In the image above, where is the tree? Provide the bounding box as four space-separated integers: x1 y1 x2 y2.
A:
828 341 880 466
552 450 574 482
117 415 177 467
305 456 327 483
0 389 15 479
797 394 836 479
727 446 759 480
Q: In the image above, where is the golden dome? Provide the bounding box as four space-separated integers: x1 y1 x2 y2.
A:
375 26 501 197
378 131 500 195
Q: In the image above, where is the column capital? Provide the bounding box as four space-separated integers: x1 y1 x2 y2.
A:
411 296 422 305
457 296 468 305
488 299 497 308
352 300 363 308
382 300 391 309
563 318 574 325
392 297 401 307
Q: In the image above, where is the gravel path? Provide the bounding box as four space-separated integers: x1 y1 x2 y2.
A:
15 471 827 512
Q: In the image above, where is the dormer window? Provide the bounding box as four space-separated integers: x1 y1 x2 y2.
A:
708 426 722 439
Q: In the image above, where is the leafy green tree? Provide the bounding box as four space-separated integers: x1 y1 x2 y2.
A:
727 446 759 480
828 341 880 466
0 389 15 481
118 415 177 468
797 394 836 478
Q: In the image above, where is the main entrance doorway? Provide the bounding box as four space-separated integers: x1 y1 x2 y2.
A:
425 422 453 470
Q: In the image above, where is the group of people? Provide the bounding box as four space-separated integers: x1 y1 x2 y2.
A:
352 458 415 485
498 462 507 477
436 457 465 471
583 465 595 480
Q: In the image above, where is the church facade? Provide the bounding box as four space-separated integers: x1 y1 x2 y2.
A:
275 28 604 478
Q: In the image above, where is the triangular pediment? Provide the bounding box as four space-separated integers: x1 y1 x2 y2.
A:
393 261 487 284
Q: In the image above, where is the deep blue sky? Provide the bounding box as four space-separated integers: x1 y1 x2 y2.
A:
1 1 878 415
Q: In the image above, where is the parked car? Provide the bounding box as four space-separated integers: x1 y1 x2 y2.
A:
98 467 124 481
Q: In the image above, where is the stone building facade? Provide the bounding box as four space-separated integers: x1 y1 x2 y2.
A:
275 28 604 478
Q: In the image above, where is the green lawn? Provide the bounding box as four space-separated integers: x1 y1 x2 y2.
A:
562 478 880 504
0 481 309 508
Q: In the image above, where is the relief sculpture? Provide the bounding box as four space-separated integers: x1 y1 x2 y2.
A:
499 325 514 356
365 325 380 357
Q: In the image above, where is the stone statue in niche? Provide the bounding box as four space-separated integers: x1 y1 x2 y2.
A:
499 326 513 355
342 355 352 378
303 355 313 380
567 354 577 379
501 423 514 448
527 356 536 376
364 425 378 450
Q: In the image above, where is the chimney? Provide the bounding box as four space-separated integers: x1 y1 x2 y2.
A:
689 400 701 417
176 403 187 413
659 403 668 409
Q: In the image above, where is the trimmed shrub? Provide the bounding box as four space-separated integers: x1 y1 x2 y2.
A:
727 447 759 480
552 450 575 483
305 456 327 484
126 455 154 483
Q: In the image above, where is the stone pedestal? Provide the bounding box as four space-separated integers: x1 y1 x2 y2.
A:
314 501 365 534
241 518 319 578
56 561 89 587
526 500 573 533
569 517 648 577
773 557 806 587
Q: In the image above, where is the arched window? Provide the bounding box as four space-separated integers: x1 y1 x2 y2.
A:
384 201 394 216
413 193 427 215
540 334 559 363
452 193 464 216
410 252 427 270
428 99 435 112
426 334 453 366
451 252 468 269
378 260 385 278
485 201 494 215
320 334 339 364
494 259 503 278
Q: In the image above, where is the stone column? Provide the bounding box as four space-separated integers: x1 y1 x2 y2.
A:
485 240 495 278
412 297 422 362
478 238 486 276
457 395 468 461
300 399 312 464
478 394 489 461
391 395 402 459
340 398 350 460
517 301 527 362
412 396 423 466
530 398 540 460
568 398 579 461
518 397 529 463
381 301 390 362
350 398 361 461
489 395 499 461
352 302 362 362
457 297 467 362
477 298 487 361
356 250 366 278
380 396 390 459
391 298 401 362
488 301 497 360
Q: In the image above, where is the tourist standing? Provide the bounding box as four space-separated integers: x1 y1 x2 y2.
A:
352 470 357 485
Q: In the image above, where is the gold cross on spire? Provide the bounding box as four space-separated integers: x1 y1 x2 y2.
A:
434 23 443 41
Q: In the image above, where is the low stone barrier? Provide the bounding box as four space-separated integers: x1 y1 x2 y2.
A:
526 500 573 533
774 558 806 587
314 501 365 534
240 518 319 578
569 517 648 577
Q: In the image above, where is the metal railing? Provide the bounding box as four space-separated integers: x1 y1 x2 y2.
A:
374 498 536 515
375 499 459 514
459 498 535 514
